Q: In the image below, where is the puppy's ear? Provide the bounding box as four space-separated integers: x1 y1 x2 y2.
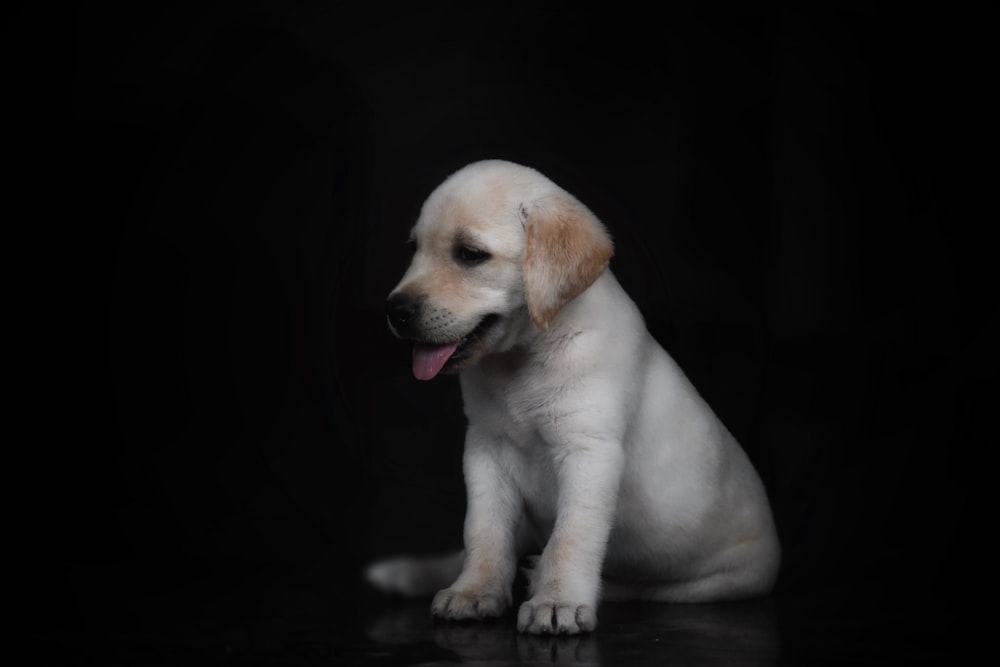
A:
521 195 614 330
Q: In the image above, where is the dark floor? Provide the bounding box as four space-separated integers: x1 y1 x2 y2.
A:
42 569 964 666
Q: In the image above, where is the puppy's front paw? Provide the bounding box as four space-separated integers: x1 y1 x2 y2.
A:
516 599 597 635
431 588 508 620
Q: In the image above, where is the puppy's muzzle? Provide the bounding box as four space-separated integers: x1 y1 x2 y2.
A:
386 292 420 339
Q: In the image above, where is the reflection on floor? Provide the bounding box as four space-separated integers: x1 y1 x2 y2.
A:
44 579 962 665
367 598 780 665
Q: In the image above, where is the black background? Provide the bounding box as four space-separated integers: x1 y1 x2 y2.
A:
42 3 993 660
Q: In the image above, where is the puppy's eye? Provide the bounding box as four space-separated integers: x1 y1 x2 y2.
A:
405 238 417 254
456 245 491 265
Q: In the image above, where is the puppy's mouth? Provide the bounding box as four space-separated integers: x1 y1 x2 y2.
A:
411 314 500 381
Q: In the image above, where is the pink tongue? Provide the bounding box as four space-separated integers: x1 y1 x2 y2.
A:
412 341 460 381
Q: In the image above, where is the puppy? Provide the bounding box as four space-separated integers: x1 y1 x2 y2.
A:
368 160 780 634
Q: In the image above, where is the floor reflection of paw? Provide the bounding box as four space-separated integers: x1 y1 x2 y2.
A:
516 632 599 665
432 621 513 659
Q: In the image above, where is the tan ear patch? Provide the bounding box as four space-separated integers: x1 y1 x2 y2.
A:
522 195 614 330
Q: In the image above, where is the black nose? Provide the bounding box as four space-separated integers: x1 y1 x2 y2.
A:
386 293 419 333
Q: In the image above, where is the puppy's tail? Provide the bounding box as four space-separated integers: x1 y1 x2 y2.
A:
364 550 464 598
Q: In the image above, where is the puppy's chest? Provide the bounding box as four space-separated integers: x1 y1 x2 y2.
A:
462 374 561 524
461 372 554 447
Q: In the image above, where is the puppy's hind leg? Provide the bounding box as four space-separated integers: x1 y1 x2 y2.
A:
365 551 465 598
604 538 780 603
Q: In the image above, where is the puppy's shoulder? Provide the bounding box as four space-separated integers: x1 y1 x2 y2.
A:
563 272 647 345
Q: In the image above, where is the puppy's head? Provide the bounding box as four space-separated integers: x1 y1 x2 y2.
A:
387 160 613 380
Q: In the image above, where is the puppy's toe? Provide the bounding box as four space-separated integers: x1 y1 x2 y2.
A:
573 604 597 632
517 599 597 635
431 588 508 620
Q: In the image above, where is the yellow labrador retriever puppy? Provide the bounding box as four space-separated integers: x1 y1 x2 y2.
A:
368 160 780 634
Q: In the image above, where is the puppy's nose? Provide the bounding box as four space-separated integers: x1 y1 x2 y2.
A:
386 293 419 332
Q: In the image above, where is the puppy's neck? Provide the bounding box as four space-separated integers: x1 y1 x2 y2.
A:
475 343 533 378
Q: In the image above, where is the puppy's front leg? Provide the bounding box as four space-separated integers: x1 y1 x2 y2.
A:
431 427 520 620
518 441 624 635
